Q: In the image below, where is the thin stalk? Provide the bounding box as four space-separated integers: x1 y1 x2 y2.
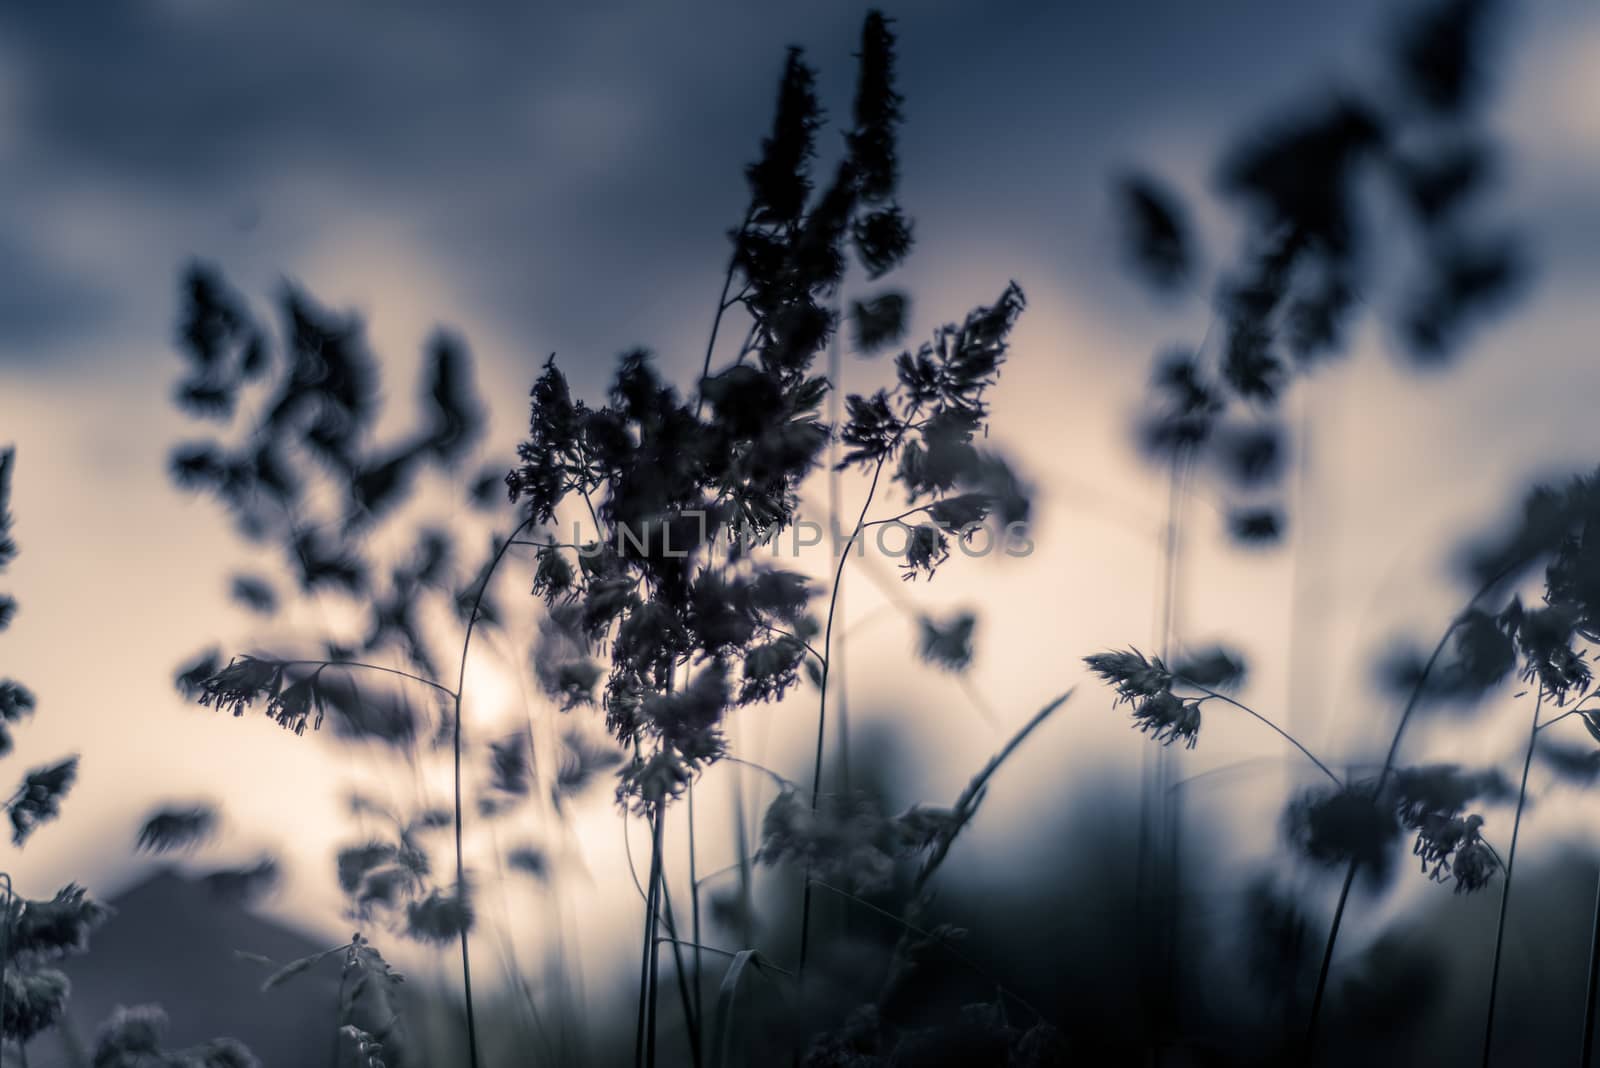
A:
1304 565 1515 1053
1483 684 1544 1067
641 665 686 1068
657 937 794 975
761 625 825 666
645 804 667 1068
684 783 704 1023
670 627 704 1037
859 503 934 529
634 806 663 1068
328 952 351 1068
1181 683 1342 785
827 306 851 793
1582 864 1600 1067
1 872 11 1068
692 207 754 421
865 694 1069 1044
623 808 649 903
908 691 1071 900
688 783 700 1004
798 443 894 977
688 782 704 1028
1171 755 1338 792
451 516 533 1068
694 860 744 889
730 744 756 947
684 213 763 978
657 871 704 1068
721 756 796 793
487 627 570 1062
484 809 558 1066
1531 693 1600 735
278 659 457 701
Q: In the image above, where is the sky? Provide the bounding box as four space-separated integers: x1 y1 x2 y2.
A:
2 0 1599 993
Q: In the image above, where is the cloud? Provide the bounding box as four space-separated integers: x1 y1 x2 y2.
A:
0 226 117 351
0 0 1412 372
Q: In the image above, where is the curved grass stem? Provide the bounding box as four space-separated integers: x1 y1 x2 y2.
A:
1303 564 1517 1056
1181 681 1341 786
798 420 911 978
656 871 704 1068
451 516 534 1068
688 782 705 1043
909 690 1072 900
278 659 456 701
1582 863 1600 1067
634 805 664 1068
692 207 754 422
1482 683 1543 1067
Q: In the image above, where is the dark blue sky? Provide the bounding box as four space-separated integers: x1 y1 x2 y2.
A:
1 0 1425 376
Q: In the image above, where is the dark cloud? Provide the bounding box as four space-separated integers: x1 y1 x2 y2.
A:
6 0 1588 381
0 228 117 349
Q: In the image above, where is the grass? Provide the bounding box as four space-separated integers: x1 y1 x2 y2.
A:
8 2 1595 1066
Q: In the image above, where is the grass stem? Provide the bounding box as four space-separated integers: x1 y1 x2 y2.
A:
635 806 663 1068
688 782 705 1030
451 516 534 1068
1581 862 1600 1067
1304 564 1515 1055
1482 683 1543 1067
